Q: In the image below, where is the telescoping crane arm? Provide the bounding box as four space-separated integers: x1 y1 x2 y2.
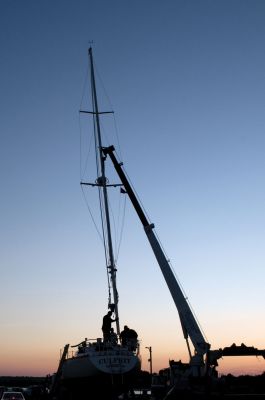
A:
103 145 210 359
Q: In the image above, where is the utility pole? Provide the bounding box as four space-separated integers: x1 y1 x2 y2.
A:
145 346 153 375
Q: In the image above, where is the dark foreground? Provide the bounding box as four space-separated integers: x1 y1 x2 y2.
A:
1 373 265 400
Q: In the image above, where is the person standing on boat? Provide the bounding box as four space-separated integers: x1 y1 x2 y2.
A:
120 326 138 350
102 311 117 342
127 328 138 351
110 327 118 345
120 325 130 346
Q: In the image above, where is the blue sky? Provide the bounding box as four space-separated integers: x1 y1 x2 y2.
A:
0 0 265 376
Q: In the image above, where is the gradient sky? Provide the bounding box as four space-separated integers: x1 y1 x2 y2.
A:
1 0 265 377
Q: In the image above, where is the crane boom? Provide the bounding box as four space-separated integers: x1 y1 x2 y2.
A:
103 145 210 358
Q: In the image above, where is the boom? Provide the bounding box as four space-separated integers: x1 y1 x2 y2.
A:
103 145 210 361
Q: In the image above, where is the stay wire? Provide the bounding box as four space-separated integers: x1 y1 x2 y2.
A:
80 56 113 305
92 61 125 264
81 57 125 303
79 113 94 181
80 185 103 243
92 109 112 300
153 229 209 343
93 61 123 160
116 193 127 263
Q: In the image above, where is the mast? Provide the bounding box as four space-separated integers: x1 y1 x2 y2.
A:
87 47 120 335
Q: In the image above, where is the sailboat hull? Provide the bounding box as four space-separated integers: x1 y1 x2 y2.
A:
62 348 141 378
58 346 141 399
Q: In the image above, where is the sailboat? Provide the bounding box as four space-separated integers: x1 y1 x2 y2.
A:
51 48 265 399
54 48 141 398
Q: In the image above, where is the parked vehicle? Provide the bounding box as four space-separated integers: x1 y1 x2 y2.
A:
1 392 25 400
0 388 7 399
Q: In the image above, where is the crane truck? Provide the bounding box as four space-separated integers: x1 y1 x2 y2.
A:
103 145 265 397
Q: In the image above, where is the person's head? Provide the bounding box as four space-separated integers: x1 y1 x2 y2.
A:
124 325 129 330
108 311 112 316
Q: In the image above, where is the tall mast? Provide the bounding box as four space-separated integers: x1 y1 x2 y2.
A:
88 47 120 335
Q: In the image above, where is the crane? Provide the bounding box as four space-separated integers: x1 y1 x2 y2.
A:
102 145 265 389
102 145 214 377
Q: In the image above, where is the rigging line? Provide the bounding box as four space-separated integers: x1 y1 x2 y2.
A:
116 193 127 263
79 61 89 111
116 155 153 224
153 227 209 342
112 113 123 162
96 154 113 302
113 189 123 261
79 114 82 181
90 69 112 302
93 59 114 114
91 83 100 181
107 189 123 263
80 57 111 300
188 300 209 343
79 112 94 181
79 62 90 181
110 188 126 263
100 182 126 263
90 58 119 307
79 62 98 181
93 60 123 161
80 185 103 243
92 92 108 267
98 186 112 300
91 77 106 265
94 108 118 156
108 198 117 262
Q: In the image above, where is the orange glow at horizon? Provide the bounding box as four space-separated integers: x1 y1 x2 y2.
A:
0 344 60 377
143 352 265 377
217 356 265 377
0 345 265 377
